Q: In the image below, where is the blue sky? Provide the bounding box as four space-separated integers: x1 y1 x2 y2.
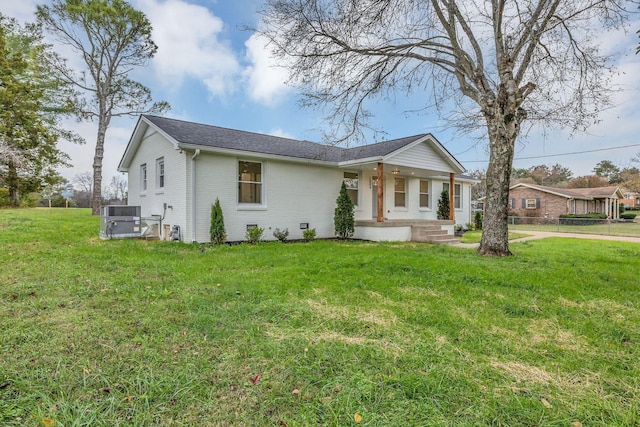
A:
2 0 640 185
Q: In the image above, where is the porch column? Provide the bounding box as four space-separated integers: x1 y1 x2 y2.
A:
449 173 455 221
605 198 610 218
377 163 384 222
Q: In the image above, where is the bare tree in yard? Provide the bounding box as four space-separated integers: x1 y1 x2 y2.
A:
258 0 635 256
37 0 169 215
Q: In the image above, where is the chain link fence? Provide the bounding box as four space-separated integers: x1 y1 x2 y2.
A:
507 216 640 238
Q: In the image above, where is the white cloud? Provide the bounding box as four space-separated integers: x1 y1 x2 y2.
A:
0 0 38 23
244 32 292 106
267 128 296 139
134 0 241 98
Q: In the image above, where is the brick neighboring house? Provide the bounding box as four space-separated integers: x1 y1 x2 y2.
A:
620 189 640 208
508 183 624 219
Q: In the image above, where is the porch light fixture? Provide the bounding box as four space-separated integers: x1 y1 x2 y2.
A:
391 167 400 175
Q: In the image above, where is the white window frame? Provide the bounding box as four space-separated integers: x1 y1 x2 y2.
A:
394 177 406 208
156 157 165 190
526 198 537 209
237 160 265 208
140 163 147 193
443 182 462 209
419 179 430 209
343 171 359 207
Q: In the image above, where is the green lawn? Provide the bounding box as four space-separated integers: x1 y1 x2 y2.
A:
1 208 639 426
459 230 530 244
508 219 640 238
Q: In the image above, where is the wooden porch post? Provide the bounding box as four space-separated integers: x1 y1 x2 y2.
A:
449 173 455 221
377 163 384 222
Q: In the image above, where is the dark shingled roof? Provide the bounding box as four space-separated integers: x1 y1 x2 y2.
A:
144 115 428 162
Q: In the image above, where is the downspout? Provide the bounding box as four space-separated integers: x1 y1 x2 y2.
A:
191 149 201 243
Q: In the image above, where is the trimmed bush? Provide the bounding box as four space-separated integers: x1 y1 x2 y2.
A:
303 228 316 242
273 228 289 242
437 190 450 220
210 198 226 244
334 181 354 239
246 226 264 244
559 213 608 219
559 213 607 225
620 212 638 220
474 211 483 230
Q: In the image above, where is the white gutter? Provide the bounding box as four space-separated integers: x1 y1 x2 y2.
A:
191 149 201 242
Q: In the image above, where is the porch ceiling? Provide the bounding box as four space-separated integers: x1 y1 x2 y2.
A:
341 161 458 179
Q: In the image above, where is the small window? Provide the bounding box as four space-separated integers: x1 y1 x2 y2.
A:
140 164 147 192
344 172 358 206
394 177 406 207
526 198 537 209
156 158 165 189
419 180 430 208
238 160 262 204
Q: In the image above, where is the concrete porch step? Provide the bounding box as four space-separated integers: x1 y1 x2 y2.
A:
411 225 460 244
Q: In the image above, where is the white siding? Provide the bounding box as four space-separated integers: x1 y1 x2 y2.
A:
126 132 188 239
386 141 454 172
191 153 344 242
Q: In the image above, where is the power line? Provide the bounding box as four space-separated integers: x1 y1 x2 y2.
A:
460 142 640 163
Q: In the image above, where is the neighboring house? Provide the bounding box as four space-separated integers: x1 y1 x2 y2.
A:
508 183 624 219
117 115 477 242
620 189 640 209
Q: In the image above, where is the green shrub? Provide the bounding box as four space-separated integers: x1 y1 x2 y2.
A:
620 212 638 220
559 213 607 219
334 181 354 239
303 228 316 242
0 188 10 207
559 213 607 225
474 211 483 230
273 227 289 242
245 226 264 244
209 198 226 244
437 190 450 220
20 193 39 208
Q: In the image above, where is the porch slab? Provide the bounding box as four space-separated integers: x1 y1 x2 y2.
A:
354 219 456 243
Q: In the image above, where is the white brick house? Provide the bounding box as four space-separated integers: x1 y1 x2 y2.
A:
117 115 476 242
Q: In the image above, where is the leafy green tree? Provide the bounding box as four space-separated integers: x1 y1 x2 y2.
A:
334 181 354 239
593 160 621 183
0 15 77 206
210 198 226 244
37 0 170 215
437 190 450 220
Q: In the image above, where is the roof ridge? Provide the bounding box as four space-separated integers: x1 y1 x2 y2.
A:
144 114 328 147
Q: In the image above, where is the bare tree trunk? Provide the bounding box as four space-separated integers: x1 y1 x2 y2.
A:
91 114 109 215
478 130 515 256
7 161 19 206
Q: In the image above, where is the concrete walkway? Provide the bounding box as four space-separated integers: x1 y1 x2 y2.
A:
454 231 640 249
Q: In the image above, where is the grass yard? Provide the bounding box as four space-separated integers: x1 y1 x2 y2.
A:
459 230 531 244
508 220 640 238
1 208 639 426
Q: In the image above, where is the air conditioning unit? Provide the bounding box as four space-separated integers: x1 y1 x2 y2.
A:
100 205 142 239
